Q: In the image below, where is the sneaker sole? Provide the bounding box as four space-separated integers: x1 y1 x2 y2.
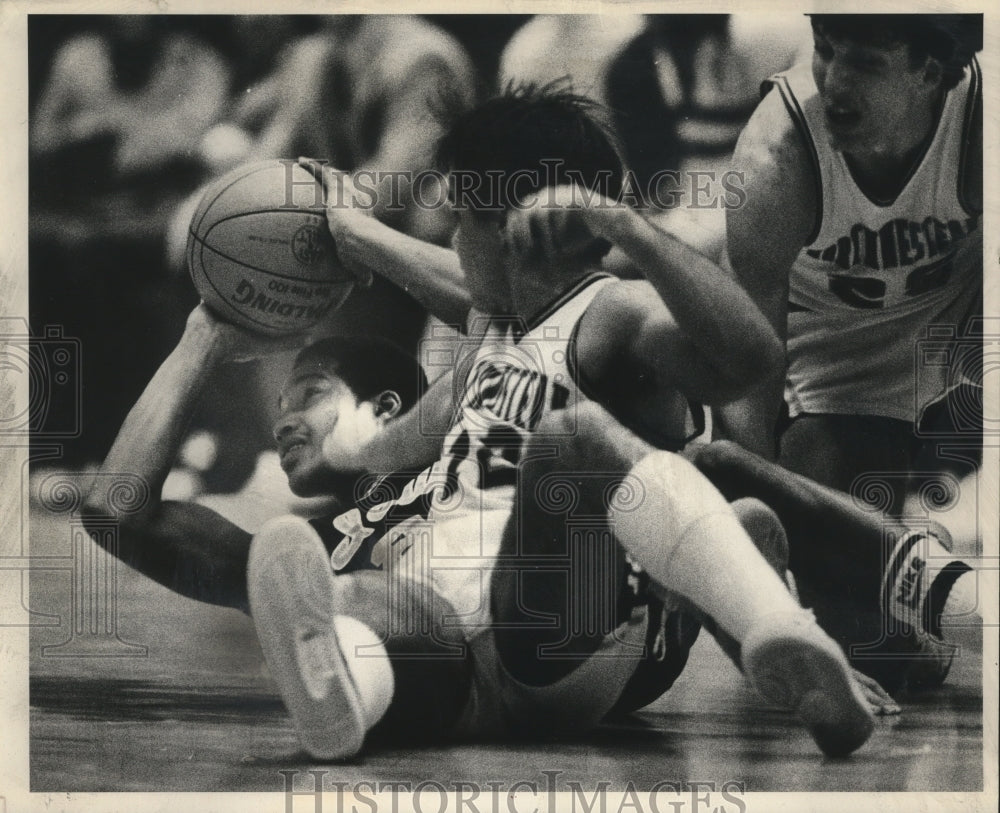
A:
248 516 366 761
743 620 875 757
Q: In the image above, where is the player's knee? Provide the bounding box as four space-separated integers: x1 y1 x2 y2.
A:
531 402 649 472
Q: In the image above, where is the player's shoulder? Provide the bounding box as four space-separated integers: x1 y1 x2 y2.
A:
731 68 820 240
579 279 669 362
738 72 814 178
587 278 655 325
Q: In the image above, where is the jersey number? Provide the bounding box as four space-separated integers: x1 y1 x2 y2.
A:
828 257 954 309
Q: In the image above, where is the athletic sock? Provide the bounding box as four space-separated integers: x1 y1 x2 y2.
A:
881 530 979 643
609 452 803 643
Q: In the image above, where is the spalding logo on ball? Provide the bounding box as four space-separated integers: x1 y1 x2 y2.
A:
187 160 356 336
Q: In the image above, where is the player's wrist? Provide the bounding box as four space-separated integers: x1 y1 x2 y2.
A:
179 306 234 364
589 202 637 245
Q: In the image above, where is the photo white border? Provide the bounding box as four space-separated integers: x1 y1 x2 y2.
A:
1 1 996 811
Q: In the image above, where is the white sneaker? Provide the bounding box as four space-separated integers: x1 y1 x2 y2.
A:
742 610 875 757
248 516 366 760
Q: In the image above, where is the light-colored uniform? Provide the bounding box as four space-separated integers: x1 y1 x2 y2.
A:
767 60 982 424
320 274 691 735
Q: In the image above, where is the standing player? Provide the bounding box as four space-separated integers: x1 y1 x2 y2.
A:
253 85 883 760
718 14 983 514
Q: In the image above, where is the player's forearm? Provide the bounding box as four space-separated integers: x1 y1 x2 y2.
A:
336 215 471 328
603 208 783 387
85 320 225 524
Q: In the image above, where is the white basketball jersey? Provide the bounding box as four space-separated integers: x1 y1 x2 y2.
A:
767 60 982 422
329 273 615 634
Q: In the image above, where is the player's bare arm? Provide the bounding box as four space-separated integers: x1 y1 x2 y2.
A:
300 158 472 328
81 305 298 612
714 87 818 457
503 186 782 410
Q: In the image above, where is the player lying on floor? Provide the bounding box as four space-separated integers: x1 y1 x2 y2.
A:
82 86 976 763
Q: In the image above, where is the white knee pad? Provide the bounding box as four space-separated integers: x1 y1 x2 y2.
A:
608 451 740 561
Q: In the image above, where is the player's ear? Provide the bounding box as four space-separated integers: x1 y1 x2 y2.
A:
922 56 944 87
373 390 402 421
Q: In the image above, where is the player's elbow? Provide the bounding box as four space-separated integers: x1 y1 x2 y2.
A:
80 481 155 552
79 501 120 553
734 329 785 388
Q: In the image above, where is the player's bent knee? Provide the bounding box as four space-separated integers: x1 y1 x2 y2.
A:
530 402 652 473
611 452 738 561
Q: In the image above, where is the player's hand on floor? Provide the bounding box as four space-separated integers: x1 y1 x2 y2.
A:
184 303 307 364
851 668 901 716
297 157 375 287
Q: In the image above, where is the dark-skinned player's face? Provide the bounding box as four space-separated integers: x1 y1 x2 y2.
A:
811 28 941 154
272 365 380 497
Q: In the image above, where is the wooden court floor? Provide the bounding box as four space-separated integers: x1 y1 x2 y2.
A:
26 501 986 795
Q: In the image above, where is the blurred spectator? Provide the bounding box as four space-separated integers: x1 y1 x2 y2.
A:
179 15 476 247
32 16 229 186
500 14 810 259
499 15 645 107
28 17 235 476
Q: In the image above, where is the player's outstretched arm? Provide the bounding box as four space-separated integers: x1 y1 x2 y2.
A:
299 158 472 328
81 305 299 613
712 88 817 458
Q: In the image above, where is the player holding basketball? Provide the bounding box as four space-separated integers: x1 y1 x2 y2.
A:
717 14 983 514
81 308 500 741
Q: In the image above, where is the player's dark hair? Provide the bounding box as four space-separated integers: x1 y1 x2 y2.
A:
293 336 428 413
435 81 625 211
810 14 982 91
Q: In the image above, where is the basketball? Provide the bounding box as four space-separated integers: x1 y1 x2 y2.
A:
187 160 356 336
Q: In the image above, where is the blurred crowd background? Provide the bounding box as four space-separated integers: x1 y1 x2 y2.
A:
28 13 810 501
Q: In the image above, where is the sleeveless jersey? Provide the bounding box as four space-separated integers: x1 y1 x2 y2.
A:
319 273 616 637
767 60 982 422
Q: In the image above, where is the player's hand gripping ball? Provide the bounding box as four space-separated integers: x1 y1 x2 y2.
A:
187 160 356 336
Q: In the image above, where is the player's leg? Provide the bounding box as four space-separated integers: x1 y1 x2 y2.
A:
612 495 789 714
493 403 874 755
778 413 915 516
489 426 665 733
692 440 981 692
248 516 472 760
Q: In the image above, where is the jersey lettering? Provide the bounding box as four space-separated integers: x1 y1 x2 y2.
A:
330 508 375 571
